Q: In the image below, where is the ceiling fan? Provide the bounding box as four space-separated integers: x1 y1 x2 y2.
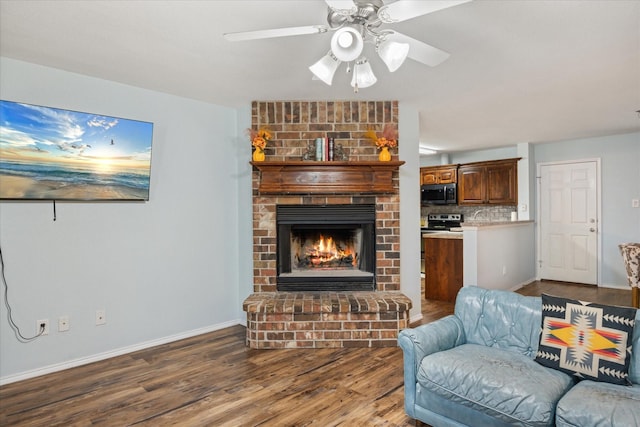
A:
224 0 471 92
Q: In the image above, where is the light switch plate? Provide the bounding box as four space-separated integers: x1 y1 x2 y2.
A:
632 199 639 208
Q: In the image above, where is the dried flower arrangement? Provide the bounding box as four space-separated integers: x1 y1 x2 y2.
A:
364 124 398 150
246 128 272 150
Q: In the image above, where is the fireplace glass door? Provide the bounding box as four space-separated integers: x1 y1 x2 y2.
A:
276 205 376 291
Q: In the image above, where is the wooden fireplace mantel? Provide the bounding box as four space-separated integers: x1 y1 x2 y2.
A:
250 161 405 194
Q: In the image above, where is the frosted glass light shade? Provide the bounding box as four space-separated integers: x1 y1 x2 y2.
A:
350 58 377 89
309 52 341 85
378 40 410 72
330 27 364 62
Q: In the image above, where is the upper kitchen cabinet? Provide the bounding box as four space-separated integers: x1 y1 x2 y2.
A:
458 158 519 205
420 165 458 185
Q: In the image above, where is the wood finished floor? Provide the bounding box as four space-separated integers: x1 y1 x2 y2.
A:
0 281 632 426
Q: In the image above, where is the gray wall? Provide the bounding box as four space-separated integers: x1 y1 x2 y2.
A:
399 105 422 322
0 58 245 382
534 132 640 286
234 105 254 315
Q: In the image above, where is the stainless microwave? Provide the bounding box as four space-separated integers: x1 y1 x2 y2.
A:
421 183 457 205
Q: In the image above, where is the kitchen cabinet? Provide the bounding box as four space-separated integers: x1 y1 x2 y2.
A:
420 165 457 185
458 158 519 205
424 235 463 303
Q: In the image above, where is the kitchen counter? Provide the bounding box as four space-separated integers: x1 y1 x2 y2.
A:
459 220 534 230
420 220 535 298
422 231 463 240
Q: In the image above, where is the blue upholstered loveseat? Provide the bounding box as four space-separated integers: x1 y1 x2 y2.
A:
398 286 640 427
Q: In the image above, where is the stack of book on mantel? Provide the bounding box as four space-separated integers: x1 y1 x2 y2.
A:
315 137 335 161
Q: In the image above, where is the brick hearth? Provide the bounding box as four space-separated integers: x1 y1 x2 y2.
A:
244 100 411 348
244 292 411 348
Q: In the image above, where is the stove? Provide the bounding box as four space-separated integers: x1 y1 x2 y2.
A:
422 213 463 232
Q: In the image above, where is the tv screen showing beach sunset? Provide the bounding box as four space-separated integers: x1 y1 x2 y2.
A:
0 100 153 201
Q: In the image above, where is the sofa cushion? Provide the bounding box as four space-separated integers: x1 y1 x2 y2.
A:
556 381 640 427
629 308 640 384
454 287 542 358
417 343 574 427
535 294 637 385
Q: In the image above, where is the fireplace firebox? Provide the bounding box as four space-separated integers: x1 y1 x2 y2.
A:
276 204 376 291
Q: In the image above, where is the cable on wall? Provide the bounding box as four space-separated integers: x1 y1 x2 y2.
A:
1 245 45 342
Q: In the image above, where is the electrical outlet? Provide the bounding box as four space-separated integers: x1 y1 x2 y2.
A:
96 309 106 326
58 315 70 332
632 199 640 208
502 265 507 276
36 319 49 336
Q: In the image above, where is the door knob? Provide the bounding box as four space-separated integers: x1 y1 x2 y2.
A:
590 228 596 232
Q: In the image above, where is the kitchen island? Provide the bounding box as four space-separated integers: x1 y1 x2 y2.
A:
422 220 535 301
461 220 535 291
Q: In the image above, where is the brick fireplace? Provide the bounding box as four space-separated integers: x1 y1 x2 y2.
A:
243 100 412 348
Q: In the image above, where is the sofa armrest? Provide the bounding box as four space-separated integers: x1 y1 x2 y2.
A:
397 315 465 418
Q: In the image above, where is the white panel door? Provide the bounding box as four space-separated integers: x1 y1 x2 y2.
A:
539 161 598 284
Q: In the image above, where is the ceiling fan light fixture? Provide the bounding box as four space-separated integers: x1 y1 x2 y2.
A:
377 39 410 72
330 27 364 62
350 57 377 91
309 52 341 85
225 1 469 92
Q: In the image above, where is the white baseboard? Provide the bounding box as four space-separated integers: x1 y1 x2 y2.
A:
532 276 629 291
508 277 538 292
410 313 424 325
598 282 629 290
0 318 244 386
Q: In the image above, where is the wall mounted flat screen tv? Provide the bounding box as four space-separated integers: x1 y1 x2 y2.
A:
0 100 153 201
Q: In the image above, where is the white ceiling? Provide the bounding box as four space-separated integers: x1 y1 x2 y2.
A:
1 0 638 153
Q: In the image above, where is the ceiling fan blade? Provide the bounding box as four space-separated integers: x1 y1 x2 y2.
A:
388 32 450 67
378 0 471 23
224 25 329 42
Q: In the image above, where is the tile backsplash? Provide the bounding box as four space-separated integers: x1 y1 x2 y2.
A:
421 205 518 224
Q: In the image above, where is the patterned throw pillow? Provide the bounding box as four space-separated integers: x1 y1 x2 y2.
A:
535 294 637 385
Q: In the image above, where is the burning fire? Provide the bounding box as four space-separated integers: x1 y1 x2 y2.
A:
305 234 355 267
